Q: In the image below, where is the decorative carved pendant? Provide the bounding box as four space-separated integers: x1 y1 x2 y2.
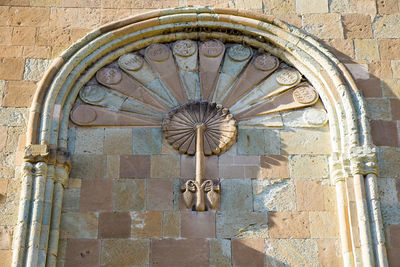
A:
70 39 327 211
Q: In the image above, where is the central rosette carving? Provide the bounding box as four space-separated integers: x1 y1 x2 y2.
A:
162 102 237 211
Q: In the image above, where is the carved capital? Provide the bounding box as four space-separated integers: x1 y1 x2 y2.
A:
329 153 346 184
348 146 378 176
24 144 49 163
34 162 48 177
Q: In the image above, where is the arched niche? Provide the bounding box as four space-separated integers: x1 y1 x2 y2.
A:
14 7 387 267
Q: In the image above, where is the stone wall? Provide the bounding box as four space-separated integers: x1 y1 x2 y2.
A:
0 0 399 266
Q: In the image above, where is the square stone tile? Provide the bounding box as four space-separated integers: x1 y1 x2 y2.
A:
220 179 252 212
268 211 310 238
309 211 339 238
131 211 163 238
231 239 265 267
80 179 112 212
65 239 100 267
146 179 173 210
101 239 149 267
120 155 150 178
60 212 98 239
295 180 325 211
216 212 268 239
132 128 162 154
162 211 180 238
70 155 105 179
99 212 131 239
113 179 145 211
289 154 329 179
150 239 209 267
74 127 104 154
181 211 216 238
259 155 289 179
237 128 265 155
104 128 132 154
181 154 218 179
150 154 180 178
62 188 80 212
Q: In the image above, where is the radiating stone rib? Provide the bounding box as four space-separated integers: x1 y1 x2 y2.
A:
95 67 170 113
221 53 279 108
145 44 188 104
199 40 225 102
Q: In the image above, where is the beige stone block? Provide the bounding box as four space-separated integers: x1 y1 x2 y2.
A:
296 0 328 13
11 26 36 45
101 239 149 267
162 211 180 237
379 39 400 60
150 154 180 178
280 127 331 154
323 39 354 61
366 98 391 120
263 0 296 15
0 6 11 26
289 154 329 179
22 45 50 58
373 15 400 39
30 0 63 7
131 211 162 238
391 60 400 78
265 239 319 266
104 128 132 154
275 14 302 28
105 155 119 179
377 0 399 14
3 81 36 107
10 7 50 26
323 185 337 212
0 57 24 80
0 45 23 58
381 78 400 98
0 127 6 153
36 26 71 47
113 179 145 212
303 14 344 39
349 0 377 15
342 14 372 39
269 211 310 238
318 239 342 266
0 178 7 203
62 0 101 8
258 155 289 179
296 180 325 211
0 225 12 249
60 212 98 239
0 250 12 267
354 39 379 60
74 128 104 154
369 60 393 79
0 27 13 45
235 0 262 9
100 8 132 24
309 211 338 238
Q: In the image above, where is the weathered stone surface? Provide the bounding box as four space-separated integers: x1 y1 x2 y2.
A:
391 60 400 79
74 127 104 154
328 0 350 12
131 211 162 238
80 179 112 211
221 179 252 212
181 211 216 238
62 188 80 211
23 58 50 81
379 39 400 60
344 63 369 80
12 26 36 45
296 0 328 13
65 239 100 267
369 60 392 79
132 128 162 154
70 154 105 179
366 98 391 120
216 211 268 238
296 179 325 211
0 250 12 267
381 78 400 98
373 15 400 39
210 239 231 267
354 39 379 60
10 7 50 26
146 179 173 211
378 178 399 206
309 211 339 238
289 154 329 179
101 239 149 267
237 128 280 155
349 0 376 14
266 239 319 266
371 120 399 147
150 154 180 178
0 225 12 249
120 155 150 178
104 128 132 154
280 127 331 154
60 212 98 239
105 155 119 179
317 239 342 267
269 211 310 238
342 14 372 39
391 99 400 120
3 81 36 107
263 0 296 15
162 211 180 238
0 58 25 80
253 179 296 212
377 0 399 14
99 212 131 238
231 238 265 267
0 178 8 203
357 78 382 98
303 14 344 39
113 179 145 211
150 239 209 267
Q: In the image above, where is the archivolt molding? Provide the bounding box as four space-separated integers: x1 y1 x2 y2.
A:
15 7 386 267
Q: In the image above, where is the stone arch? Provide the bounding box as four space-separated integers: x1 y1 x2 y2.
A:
14 7 387 267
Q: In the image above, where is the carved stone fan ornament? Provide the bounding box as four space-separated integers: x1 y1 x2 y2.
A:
70 39 325 211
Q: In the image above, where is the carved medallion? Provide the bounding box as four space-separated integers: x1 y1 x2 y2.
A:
118 53 144 71
276 69 300 86
293 84 318 104
145 44 170 62
228 44 252 62
173 39 197 57
254 54 279 71
200 39 224 57
79 85 106 103
96 68 122 85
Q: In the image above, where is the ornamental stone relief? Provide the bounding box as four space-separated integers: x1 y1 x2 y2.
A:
70 39 327 211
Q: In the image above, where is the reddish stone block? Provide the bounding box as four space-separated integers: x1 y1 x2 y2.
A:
131 211 163 238
356 78 382 98
231 239 265 267
390 225 400 248
269 211 310 238
80 179 112 211
181 211 216 238
120 155 150 178
181 154 218 179
295 180 325 211
99 212 131 239
388 248 400 266
370 120 399 147
150 239 210 267
259 155 290 179
65 239 100 267
146 179 173 211
391 99 400 120
3 81 36 107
